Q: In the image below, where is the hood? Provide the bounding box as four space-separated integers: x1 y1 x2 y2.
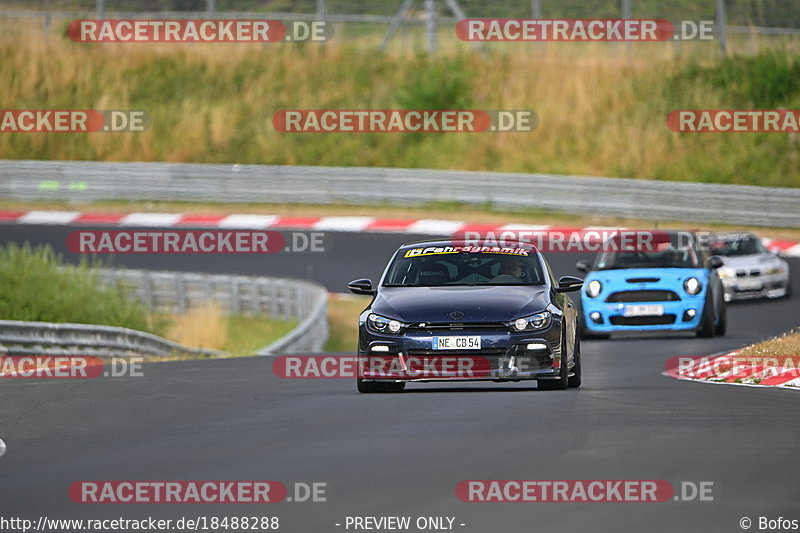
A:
587 267 708 286
371 286 549 323
719 253 781 270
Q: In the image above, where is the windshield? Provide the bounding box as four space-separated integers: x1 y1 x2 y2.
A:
710 235 767 257
595 235 700 270
384 247 545 287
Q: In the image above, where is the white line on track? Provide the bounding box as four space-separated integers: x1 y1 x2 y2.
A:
0 438 6 458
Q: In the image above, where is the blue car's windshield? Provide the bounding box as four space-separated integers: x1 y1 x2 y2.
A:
384 247 546 287
595 236 701 270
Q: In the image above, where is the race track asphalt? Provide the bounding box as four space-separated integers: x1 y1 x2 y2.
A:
0 224 798 533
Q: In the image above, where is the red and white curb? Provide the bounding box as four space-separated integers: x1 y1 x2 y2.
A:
665 351 800 390
1 209 799 257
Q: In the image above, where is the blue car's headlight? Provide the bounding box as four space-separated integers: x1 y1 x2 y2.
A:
510 311 552 332
684 277 702 295
586 280 602 298
367 313 405 334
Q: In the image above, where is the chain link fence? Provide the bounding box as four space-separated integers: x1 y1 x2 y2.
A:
2 0 800 53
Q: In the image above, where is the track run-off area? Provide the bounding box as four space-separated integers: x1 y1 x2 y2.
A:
0 223 798 532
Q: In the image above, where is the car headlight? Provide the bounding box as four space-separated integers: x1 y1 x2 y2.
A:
766 264 786 275
586 280 602 298
684 277 702 295
367 314 405 334
511 311 552 332
718 268 733 279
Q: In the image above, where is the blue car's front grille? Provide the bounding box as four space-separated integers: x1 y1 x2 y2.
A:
609 314 677 326
605 290 680 303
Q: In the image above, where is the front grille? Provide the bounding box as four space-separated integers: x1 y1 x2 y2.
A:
406 322 508 333
605 290 680 303
736 269 762 278
626 277 660 283
610 314 676 326
406 348 507 357
404 348 512 375
734 287 763 294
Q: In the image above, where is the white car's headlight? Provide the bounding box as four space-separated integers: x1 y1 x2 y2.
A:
511 311 552 332
718 268 733 279
586 280 602 298
684 277 702 295
766 264 786 275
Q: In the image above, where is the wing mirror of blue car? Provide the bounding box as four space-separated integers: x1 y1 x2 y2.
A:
348 278 376 295
557 276 584 293
707 256 724 269
575 260 592 273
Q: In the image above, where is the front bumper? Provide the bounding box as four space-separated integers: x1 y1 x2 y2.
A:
721 273 789 301
581 295 706 333
357 322 564 382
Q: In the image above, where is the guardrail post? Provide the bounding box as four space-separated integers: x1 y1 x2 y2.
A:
716 0 727 56
176 273 187 314
230 278 241 314
425 0 437 54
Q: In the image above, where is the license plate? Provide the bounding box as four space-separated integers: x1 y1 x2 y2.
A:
432 336 481 350
623 304 664 317
737 279 763 291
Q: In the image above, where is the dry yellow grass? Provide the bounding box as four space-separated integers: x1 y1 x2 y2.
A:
165 302 229 352
325 295 370 353
736 330 800 362
163 301 297 357
1 20 799 186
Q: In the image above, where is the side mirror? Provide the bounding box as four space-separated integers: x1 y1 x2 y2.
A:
557 275 584 293
707 256 724 269
575 260 592 273
348 278 376 295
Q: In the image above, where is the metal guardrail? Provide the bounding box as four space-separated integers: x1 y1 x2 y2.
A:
101 269 329 354
0 268 329 358
1 160 799 227
0 319 223 358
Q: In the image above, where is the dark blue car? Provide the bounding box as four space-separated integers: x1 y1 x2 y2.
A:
348 241 583 393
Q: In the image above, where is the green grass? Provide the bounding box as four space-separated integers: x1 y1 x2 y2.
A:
1 23 800 186
0 243 167 334
222 314 297 355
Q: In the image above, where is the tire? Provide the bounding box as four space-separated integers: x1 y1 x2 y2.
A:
539 328 569 390
714 298 727 336
567 336 582 389
357 379 405 393
696 293 715 338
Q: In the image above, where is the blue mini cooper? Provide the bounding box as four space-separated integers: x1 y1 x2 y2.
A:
576 231 726 339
